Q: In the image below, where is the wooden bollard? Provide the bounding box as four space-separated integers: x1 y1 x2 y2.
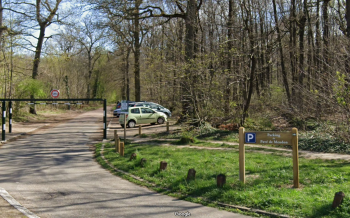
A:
186 168 196 181
140 158 147 167
120 142 124 156
332 191 345 209
129 153 137 161
114 130 118 152
166 121 169 132
139 125 142 136
217 174 226 188
160 161 167 171
117 137 120 153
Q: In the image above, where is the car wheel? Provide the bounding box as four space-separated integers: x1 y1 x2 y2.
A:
128 120 136 128
157 117 165 124
120 124 124 128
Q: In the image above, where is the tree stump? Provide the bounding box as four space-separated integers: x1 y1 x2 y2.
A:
160 161 167 171
332 191 345 209
129 153 137 161
140 158 147 167
217 174 226 188
186 168 196 181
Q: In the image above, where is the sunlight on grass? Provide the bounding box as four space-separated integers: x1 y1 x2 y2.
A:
96 142 350 218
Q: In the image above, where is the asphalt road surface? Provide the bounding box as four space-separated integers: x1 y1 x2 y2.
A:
0 108 250 218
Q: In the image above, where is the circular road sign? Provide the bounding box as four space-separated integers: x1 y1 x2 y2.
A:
51 89 60 98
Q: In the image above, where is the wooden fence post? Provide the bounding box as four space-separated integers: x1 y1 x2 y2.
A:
187 168 196 181
239 127 245 183
160 161 167 170
114 130 118 152
292 128 299 188
117 137 120 153
217 174 226 188
124 115 126 145
332 191 345 209
166 121 169 132
139 125 142 136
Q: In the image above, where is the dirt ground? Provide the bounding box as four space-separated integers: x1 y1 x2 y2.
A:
0 196 27 218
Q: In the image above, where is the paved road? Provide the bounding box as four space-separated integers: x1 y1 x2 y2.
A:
0 108 250 218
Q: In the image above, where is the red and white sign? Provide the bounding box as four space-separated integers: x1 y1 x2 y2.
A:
51 89 60 98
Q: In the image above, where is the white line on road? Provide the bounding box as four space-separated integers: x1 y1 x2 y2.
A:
0 187 40 218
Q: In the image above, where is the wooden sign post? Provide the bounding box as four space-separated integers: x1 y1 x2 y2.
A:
239 127 299 188
291 128 299 188
239 127 245 183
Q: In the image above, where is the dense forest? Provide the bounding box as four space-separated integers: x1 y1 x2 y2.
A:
1 0 350 142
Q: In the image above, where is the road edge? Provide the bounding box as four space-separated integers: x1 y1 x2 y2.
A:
0 187 40 218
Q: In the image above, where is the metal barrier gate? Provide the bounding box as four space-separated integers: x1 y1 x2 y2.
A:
0 99 107 141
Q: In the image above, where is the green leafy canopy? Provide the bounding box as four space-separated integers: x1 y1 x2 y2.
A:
16 79 47 98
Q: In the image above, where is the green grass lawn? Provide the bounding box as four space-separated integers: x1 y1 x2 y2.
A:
96 141 350 218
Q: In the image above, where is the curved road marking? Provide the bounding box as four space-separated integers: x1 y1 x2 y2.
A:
0 187 40 218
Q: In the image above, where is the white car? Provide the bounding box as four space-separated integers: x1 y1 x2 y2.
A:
119 107 167 128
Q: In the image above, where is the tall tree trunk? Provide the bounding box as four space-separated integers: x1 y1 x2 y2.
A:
30 24 46 114
0 0 3 53
290 0 297 104
345 0 350 83
173 19 184 107
315 0 322 119
86 51 93 101
241 1 256 125
181 0 197 120
272 0 291 107
32 25 46 80
347 0 350 37
258 5 267 96
323 0 330 94
122 46 131 100
126 47 131 101
306 0 314 92
30 0 62 114
134 0 141 102
224 0 234 114
298 1 307 109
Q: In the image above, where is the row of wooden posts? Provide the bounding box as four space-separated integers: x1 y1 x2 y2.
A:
133 156 227 188
114 130 125 156
112 126 346 208
159 163 227 188
113 122 170 156
113 126 226 188
138 122 170 135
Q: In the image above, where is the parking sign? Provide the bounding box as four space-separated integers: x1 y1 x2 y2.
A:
245 133 256 143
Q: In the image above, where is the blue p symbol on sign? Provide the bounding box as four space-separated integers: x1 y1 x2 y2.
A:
245 133 256 143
